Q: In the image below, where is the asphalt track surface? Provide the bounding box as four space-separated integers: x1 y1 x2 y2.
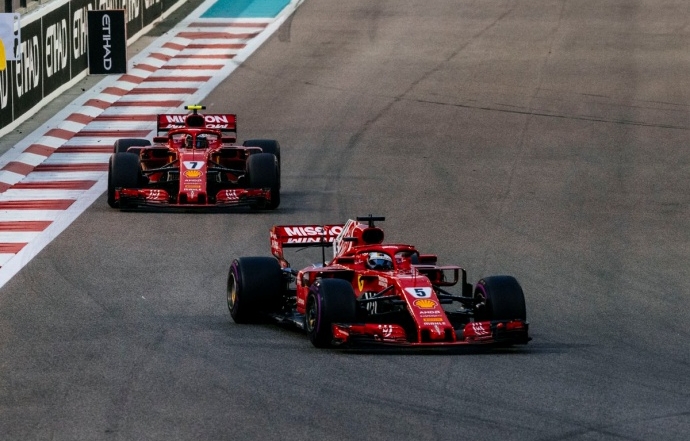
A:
1 1 689 440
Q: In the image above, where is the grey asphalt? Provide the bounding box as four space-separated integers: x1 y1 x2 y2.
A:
1 1 689 440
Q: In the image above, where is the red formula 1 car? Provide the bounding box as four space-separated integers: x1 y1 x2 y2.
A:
227 216 530 349
107 105 280 210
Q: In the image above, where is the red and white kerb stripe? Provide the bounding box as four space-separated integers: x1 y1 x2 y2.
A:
0 19 270 271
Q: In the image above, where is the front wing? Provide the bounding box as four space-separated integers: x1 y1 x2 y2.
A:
115 187 272 209
330 319 530 348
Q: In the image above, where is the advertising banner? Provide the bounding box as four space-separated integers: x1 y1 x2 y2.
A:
143 0 162 29
0 63 13 126
13 18 42 117
0 0 183 135
70 0 103 75
125 0 143 37
42 4 71 97
87 10 127 75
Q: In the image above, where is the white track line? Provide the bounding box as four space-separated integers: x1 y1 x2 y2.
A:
0 0 304 290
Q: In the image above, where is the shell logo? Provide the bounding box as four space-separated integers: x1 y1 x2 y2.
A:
184 170 202 178
414 299 437 309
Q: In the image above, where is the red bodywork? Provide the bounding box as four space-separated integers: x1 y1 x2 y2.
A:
269 218 530 348
110 108 276 209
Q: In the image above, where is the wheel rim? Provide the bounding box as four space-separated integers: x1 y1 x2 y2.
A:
474 287 488 320
306 295 317 332
228 274 238 310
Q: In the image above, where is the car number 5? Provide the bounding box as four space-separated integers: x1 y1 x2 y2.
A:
406 287 432 298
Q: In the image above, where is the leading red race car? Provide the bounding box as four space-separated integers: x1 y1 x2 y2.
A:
227 216 530 349
107 105 280 210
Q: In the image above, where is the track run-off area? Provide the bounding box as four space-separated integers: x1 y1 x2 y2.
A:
0 0 299 288
1 1 689 440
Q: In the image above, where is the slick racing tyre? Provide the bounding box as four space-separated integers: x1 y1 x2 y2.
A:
246 153 280 209
107 152 142 208
243 139 281 201
306 279 357 348
243 139 281 163
227 257 283 324
473 276 526 322
113 138 151 154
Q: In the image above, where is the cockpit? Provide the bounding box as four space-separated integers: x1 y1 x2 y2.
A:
172 132 219 149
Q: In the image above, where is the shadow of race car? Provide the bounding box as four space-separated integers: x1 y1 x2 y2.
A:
107 105 280 210
227 216 530 349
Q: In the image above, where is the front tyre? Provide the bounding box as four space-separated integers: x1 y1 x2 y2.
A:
107 152 142 208
246 153 280 209
473 275 526 322
113 138 151 154
242 139 281 163
306 279 357 348
227 257 283 324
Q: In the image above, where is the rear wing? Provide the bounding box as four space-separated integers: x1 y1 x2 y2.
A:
156 113 237 136
270 225 345 260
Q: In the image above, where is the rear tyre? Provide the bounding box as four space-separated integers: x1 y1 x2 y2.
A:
227 257 283 324
306 279 357 348
247 153 280 209
243 139 281 163
107 152 142 208
114 138 151 154
473 275 526 322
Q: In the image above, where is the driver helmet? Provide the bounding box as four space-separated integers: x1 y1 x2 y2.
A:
196 135 209 149
366 252 393 270
184 134 193 148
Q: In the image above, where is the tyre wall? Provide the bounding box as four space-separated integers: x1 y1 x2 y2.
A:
0 0 184 136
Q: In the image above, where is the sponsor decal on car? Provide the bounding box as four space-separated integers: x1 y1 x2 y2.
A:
379 324 393 338
360 291 378 314
183 161 203 170
184 170 202 178
423 317 444 323
144 190 165 201
221 190 240 201
419 310 442 316
405 287 432 298
282 225 344 243
164 114 232 125
414 299 437 309
470 322 490 336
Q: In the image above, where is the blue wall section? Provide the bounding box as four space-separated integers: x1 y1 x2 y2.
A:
203 0 290 18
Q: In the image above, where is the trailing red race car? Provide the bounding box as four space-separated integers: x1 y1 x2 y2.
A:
107 105 280 210
227 216 530 349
